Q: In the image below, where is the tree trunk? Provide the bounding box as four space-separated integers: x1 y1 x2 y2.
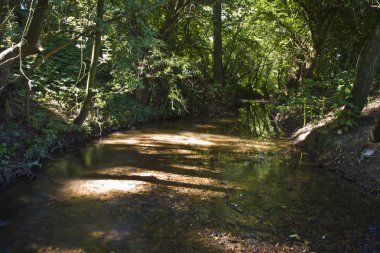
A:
0 0 49 90
304 46 320 79
213 0 223 85
371 116 380 142
23 79 31 124
72 0 104 126
349 17 380 113
0 0 7 43
0 0 49 124
159 0 190 43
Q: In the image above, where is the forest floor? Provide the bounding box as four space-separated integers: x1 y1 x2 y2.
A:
289 96 380 199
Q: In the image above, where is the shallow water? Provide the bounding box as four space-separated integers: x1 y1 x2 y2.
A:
0 118 379 252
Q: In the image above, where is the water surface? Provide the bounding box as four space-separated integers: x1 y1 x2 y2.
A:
0 118 379 252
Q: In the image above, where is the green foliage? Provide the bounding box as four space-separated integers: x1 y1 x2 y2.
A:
0 144 9 165
0 0 378 152
101 94 156 127
332 71 356 108
334 106 360 130
25 112 73 160
26 0 378 130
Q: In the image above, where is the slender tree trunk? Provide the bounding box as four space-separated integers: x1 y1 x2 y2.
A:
349 17 380 113
213 0 223 85
371 116 380 142
23 79 31 124
72 0 104 126
0 0 7 43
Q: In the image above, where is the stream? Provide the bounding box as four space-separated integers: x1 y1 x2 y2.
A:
0 118 379 252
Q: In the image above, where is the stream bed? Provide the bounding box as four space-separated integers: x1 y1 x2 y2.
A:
0 118 379 252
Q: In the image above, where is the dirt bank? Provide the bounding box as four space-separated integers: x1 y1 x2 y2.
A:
290 97 380 199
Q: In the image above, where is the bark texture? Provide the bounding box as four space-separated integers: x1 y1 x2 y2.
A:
72 0 104 126
0 0 49 124
213 0 223 85
350 17 380 112
371 116 380 142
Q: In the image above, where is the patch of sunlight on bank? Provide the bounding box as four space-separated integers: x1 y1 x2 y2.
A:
59 179 150 199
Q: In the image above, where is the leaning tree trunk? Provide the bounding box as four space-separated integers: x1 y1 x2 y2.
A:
0 0 49 124
72 0 104 126
349 17 380 113
213 0 224 85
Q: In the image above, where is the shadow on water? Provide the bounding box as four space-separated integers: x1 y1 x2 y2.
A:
0 118 379 252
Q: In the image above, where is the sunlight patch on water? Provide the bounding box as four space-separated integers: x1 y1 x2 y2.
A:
136 146 193 155
101 130 288 154
90 229 130 242
94 121 291 158
100 133 214 148
34 246 85 253
87 167 233 197
132 171 231 197
59 179 149 199
170 163 220 172
100 138 140 145
166 186 227 197
192 124 218 129
148 133 214 146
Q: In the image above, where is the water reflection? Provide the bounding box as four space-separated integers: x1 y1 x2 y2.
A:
0 118 379 252
237 100 278 138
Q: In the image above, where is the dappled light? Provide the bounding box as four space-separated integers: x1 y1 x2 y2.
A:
54 119 287 200
33 246 85 253
102 126 288 153
1 119 380 253
59 179 149 199
1 0 380 251
149 133 215 146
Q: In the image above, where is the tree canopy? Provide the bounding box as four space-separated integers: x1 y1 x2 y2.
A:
0 0 379 133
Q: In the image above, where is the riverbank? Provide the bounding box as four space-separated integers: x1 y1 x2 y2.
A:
0 91 235 191
0 97 186 191
3 94 380 199
287 96 380 199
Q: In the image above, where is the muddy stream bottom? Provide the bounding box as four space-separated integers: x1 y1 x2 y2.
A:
0 118 379 252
